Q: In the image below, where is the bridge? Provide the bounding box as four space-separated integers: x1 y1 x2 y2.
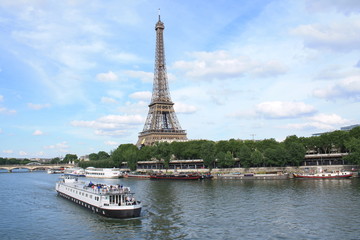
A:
0 164 75 173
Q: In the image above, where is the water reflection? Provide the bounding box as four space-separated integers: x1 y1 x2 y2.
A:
1 173 360 240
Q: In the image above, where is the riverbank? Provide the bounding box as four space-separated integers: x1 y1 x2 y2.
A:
122 164 359 178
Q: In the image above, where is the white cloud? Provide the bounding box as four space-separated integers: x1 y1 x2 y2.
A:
100 97 118 104
284 122 335 131
0 95 3 102
36 151 45 156
19 151 27 156
95 130 128 136
173 50 287 80
117 101 148 115
0 107 16 114
107 52 142 63
291 19 360 52
107 90 123 99
44 141 69 152
27 103 51 110
96 71 118 82
33 130 44 136
305 0 360 15
124 70 153 83
105 140 119 146
307 113 350 125
71 114 144 136
174 102 197 114
129 91 152 101
283 113 350 131
313 75 360 100
256 101 316 118
3 150 13 154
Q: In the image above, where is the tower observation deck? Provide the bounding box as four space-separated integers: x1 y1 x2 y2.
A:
137 14 187 147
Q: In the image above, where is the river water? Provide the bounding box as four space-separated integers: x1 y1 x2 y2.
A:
1 171 360 240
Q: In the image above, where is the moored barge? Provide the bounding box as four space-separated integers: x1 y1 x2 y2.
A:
293 171 353 179
55 176 141 218
217 173 289 180
150 173 202 180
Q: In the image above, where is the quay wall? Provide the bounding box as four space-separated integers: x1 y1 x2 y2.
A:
125 165 359 177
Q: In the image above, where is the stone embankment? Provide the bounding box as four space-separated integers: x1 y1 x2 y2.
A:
128 165 359 178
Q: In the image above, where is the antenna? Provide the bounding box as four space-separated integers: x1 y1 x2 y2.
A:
250 134 256 141
158 8 161 20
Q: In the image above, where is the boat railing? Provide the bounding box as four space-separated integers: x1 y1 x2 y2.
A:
82 184 131 195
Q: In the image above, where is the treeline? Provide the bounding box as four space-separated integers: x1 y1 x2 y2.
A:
78 126 360 171
0 158 32 165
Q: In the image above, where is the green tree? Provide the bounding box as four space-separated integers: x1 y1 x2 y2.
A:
344 137 360 165
112 144 139 170
63 154 78 163
217 151 234 168
349 126 360 139
236 144 252 168
200 141 216 170
263 144 288 167
50 157 61 164
256 138 278 153
154 142 171 169
138 145 154 161
250 150 263 167
97 151 110 160
89 153 99 161
285 142 306 166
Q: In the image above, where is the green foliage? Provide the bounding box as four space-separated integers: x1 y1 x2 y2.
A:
236 144 252 168
138 146 154 161
250 150 263 167
78 159 117 169
200 141 216 170
349 126 360 139
89 153 99 161
285 142 306 166
111 144 139 171
216 151 235 168
63 154 78 163
50 157 61 164
344 137 360 165
154 142 171 169
74 126 360 169
98 151 110 160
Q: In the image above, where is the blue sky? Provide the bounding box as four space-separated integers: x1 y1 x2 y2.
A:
1 0 360 159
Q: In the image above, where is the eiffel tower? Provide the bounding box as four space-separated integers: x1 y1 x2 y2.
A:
137 14 187 147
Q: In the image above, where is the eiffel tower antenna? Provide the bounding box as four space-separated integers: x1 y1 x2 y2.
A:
137 14 187 147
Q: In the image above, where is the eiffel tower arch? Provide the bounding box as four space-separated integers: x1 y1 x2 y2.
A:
137 14 187 147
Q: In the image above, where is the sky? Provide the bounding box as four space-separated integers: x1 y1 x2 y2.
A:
1 0 360 159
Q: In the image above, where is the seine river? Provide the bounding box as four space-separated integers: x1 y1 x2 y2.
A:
1 171 360 240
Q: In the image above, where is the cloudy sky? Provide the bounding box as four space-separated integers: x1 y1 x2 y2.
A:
1 0 360 158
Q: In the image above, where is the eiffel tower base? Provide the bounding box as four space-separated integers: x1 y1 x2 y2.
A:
137 131 187 147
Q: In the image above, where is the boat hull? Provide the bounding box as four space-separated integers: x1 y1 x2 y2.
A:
293 173 353 179
125 174 150 179
57 191 141 218
150 175 201 180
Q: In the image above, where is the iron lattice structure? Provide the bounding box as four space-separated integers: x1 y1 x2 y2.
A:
137 15 187 147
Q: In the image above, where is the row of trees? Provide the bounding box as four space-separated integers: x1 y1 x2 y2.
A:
3 127 359 169
0 158 33 165
77 126 360 171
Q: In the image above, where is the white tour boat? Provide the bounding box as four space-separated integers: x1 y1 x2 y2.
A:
55 175 142 218
64 167 86 177
85 167 123 178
